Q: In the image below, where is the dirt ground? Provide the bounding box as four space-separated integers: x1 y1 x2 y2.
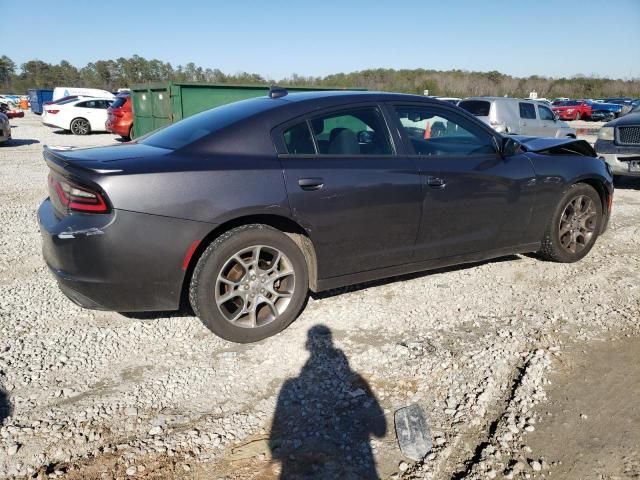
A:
527 336 640 480
0 113 639 480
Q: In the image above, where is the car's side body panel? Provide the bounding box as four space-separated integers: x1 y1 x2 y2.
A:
37 92 614 314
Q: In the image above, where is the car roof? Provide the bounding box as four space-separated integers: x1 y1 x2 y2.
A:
462 97 537 103
274 90 446 104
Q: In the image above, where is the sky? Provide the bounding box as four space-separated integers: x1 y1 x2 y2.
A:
2 0 639 80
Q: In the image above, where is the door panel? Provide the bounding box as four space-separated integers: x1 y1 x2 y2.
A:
283 158 422 278
537 104 558 138
518 102 541 136
391 104 537 261
413 154 537 259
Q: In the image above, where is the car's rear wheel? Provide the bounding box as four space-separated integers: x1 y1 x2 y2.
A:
70 118 90 135
539 183 602 263
189 224 309 343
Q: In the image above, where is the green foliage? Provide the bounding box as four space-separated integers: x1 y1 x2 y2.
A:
0 54 638 99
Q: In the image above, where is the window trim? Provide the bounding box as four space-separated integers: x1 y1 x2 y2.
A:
274 102 398 158
389 103 500 158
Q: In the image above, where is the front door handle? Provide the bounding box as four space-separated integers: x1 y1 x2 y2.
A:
427 176 446 188
298 177 324 191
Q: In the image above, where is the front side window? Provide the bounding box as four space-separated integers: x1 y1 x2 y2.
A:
519 103 537 119
310 107 393 155
539 105 555 121
394 106 496 156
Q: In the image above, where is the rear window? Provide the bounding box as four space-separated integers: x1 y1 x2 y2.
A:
140 98 277 150
111 96 128 109
458 100 491 117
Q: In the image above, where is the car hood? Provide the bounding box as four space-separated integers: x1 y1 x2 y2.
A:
604 112 640 127
513 136 596 156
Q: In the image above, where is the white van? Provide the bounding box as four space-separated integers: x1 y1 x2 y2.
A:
458 97 576 138
52 87 115 101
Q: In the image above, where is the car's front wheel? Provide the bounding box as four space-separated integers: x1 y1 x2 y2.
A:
539 183 603 262
189 224 309 343
70 118 90 135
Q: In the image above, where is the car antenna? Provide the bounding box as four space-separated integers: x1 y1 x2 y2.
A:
269 85 288 99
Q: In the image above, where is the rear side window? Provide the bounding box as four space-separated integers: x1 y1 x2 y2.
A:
458 100 491 116
519 103 537 119
309 107 393 155
140 98 276 150
283 122 315 154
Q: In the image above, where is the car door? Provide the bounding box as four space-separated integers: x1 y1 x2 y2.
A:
389 103 537 261
537 104 558 137
72 100 93 127
89 100 112 131
518 102 540 135
277 105 422 279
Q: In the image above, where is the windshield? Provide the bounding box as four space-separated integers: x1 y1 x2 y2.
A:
458 100 491 117
140 97 278 150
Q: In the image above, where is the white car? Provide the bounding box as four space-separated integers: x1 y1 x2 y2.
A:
0 112 11 144
42 97 114 135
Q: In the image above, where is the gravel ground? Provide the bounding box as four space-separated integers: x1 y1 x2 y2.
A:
0 113 639 479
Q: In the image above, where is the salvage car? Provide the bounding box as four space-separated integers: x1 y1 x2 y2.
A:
458 97 576 137
105 92 133 140
595 105 640 177
38 90 613 342
42 97 114 135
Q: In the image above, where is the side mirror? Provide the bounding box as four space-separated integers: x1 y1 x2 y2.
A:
501 136 522 157
358 130 374 144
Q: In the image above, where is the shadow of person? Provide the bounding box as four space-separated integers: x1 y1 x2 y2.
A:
0 387 11 424
269 325 386 479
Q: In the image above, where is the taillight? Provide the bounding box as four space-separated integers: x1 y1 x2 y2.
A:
48 172 109 213
46 109 59 114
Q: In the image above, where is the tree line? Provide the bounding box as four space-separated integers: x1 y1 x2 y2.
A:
1 54 638 99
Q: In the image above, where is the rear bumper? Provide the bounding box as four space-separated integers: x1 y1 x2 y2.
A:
38 198 214 312
105 118 132 137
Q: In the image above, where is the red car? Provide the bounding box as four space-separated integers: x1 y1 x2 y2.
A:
552 100 592 120
106 92 133 139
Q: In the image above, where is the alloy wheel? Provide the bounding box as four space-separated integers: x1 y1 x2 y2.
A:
215 245 295 328
558 195 597 254
71 119 89 135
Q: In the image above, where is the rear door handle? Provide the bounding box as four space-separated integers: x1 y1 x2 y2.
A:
427 176 446 188
298 177 324 191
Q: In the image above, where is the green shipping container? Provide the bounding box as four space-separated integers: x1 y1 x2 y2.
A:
130 82 361 138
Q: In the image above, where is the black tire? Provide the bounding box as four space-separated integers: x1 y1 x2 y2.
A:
539 183 603 263
122 125 133 141
70 118 90 135
189 224 309 343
